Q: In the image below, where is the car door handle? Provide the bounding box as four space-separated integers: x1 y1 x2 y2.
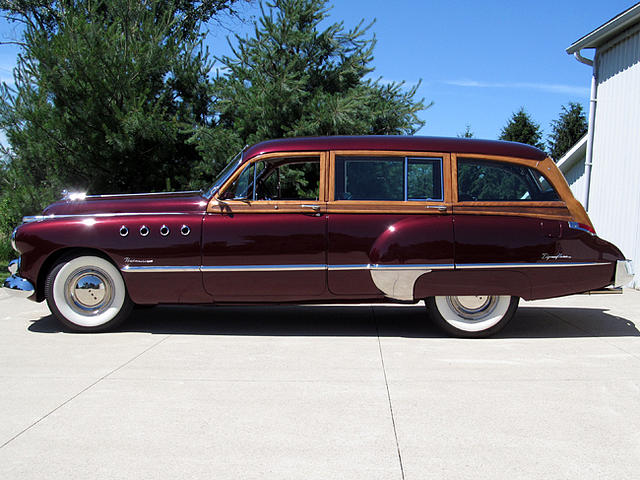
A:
426 205 447 212
301 204 321 211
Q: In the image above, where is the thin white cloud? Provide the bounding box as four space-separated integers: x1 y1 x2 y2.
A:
446 79 588 96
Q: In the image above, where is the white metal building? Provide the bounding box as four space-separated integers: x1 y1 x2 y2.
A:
565 3 640 288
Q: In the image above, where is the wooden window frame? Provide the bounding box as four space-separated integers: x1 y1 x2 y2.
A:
327 150 452 214
207 151 328 214
451 153 574 221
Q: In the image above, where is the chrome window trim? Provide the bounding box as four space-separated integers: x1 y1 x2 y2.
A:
335 155 444 203
406 157 444 202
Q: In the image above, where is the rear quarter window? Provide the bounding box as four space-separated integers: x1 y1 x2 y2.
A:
457 158 560 202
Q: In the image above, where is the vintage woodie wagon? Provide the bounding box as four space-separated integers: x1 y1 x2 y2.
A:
3 136 633 337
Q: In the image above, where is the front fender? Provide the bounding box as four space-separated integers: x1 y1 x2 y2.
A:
14 214 206 303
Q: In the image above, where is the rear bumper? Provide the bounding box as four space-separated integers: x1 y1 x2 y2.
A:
614 260 634 288
2 275 36 300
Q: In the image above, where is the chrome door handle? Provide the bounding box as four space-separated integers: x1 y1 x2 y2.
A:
301 204 321 211
426 205 447 212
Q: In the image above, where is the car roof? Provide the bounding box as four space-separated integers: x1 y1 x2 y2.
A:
242 136 547 162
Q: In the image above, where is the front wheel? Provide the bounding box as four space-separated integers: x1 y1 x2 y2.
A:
45 255 133 332
426 295 519 338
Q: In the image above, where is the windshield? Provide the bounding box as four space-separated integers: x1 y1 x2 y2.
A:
204 146 247 198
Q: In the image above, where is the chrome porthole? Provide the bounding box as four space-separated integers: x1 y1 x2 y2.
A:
63 268 114 316
139 225 150 237
446 295 498 321
160 225 170 236
119 226 129 237
181 225 190 236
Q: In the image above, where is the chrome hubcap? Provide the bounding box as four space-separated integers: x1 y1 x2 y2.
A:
64 268 114 315
447 295 497 320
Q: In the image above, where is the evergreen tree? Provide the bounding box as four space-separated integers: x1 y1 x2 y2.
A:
190 0 429 186
499 107 545 151
547 102 588 161
0 0 239 199
457 125 474 138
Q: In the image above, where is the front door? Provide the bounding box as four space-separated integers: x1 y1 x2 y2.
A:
202 152 328 301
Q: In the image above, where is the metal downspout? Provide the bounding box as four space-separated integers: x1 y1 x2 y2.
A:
574 50 597 211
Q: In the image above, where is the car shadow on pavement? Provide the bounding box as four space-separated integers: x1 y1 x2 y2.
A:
27 304 640 338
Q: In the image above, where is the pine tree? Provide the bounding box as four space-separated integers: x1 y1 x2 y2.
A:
547 102 588 161
190 0 429 186
457 125 474 138
0 0 239 198
499 107 545 151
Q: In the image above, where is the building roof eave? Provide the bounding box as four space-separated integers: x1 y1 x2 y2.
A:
566 3 640 53
556 134 588 173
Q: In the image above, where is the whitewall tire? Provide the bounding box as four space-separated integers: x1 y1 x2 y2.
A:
426 295 519 338
45 255 133 332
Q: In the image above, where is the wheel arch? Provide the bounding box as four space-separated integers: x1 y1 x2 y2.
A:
36 247 120 302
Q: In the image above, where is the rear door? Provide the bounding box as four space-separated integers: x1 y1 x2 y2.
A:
327 151 454 299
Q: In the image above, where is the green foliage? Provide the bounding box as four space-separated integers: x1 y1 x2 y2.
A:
0 0 238 260
191 0 429 187
499 107 545 151
457 125 474 138
0 0 230 195
0 0 428 262
547 102 587 161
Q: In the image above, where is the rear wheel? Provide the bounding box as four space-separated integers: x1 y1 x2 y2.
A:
45 255 133 332
426 295 519 338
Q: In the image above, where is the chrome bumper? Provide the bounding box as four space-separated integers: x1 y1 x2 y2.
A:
3 258 35 299
2 275 36 299
614 260 634 288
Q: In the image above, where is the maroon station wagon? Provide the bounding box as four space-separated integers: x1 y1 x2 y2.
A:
3 136 634 337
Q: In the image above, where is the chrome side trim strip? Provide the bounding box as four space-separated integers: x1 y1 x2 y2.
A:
23 212 203 223
327 264 368 271
200 264 326 272
455 262 610 269
122 264 327 273
371 264 453 271
122 263 453 274
328 264 454 271
122 266 200 273
84 190 202 199
121 262 610 274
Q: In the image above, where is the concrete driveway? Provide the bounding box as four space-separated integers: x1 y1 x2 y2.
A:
1 290 639 479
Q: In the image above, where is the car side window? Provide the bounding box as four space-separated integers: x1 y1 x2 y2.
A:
221 157 320 201
457 158 560 202
334 155 443 201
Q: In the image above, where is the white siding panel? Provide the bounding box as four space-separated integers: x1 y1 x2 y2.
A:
563 159 587 203
590 28 640 287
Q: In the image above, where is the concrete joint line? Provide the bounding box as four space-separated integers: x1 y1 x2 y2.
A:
372 306 405 480
0 335 171 450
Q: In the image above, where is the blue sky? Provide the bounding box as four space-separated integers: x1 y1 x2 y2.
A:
0 0 637 146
